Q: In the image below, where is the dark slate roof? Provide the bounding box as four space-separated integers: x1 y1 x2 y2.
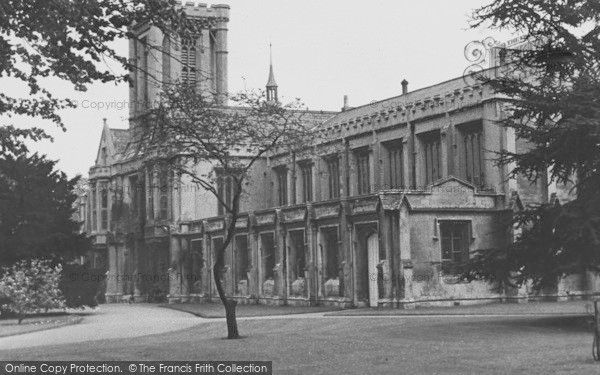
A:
318 74 478 130
110 128 132 155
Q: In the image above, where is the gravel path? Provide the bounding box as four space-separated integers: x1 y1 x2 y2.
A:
0 304 200 350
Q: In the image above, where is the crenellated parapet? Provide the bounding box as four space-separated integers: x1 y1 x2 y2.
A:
316 75 494 141
180 2 230 22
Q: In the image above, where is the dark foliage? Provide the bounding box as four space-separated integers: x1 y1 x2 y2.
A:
59 263 105 308
464 0 600 290
0 153 91 266
0 0 192 156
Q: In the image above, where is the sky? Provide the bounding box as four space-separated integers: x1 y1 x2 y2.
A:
9 0 509 178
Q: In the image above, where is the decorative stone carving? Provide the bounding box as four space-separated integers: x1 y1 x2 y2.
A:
255 211 276 226
282 207 306 223
205 219 224 232
379 193 406 211
350 197 379 215
314 202 340 219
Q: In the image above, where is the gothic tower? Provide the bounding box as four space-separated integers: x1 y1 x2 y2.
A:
128 3 230 132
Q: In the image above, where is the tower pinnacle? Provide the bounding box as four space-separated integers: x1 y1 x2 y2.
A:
266 43 278 102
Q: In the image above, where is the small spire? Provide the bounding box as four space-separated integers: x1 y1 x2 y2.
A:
266 43 278 102
266 43 278 87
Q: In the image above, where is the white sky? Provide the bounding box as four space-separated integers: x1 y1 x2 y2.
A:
8 0 509 178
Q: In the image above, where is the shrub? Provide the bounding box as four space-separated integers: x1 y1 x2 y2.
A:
0 259 65 324
59 263 105 308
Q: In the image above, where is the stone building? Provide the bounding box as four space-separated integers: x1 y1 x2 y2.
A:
86 2 596 307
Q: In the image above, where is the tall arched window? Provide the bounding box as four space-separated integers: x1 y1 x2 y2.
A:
181 36 198 88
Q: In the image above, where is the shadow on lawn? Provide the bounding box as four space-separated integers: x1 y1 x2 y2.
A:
463 315 593 334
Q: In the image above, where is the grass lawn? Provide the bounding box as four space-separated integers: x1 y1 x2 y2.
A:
163 302 343 318
0 313 82 338
0 313 597 374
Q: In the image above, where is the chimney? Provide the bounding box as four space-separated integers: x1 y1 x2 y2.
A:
401 79 409 95
342 95 349 112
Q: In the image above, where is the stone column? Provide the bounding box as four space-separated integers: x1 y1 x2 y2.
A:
440 124 450 179
305 223 317 305
224 236 234 297
213 5 229 105
95 180 101 233
390 212 402 303
180 237 190 302
284 229 292 298
248 220 259 299
116 244 125 300
289 158 296 205
133 238 144 302
201 229 211 300
351 223 359 306
168 231 181 303
373 133 382 193
257 232 264 298
379 211 393 300
399 201 414 308
340 200 353 300
408 123 416 189
106 244 118 303
128 37 138 120
446 113 457 177
313 158 321 202
402 138 410 189
341 141 350 197
368 145 376 193
146 27 162 105
274 217 286 304
402 262 415 309
483 101 507 195
314 225 323 299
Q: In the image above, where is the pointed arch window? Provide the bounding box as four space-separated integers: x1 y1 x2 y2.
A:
181 36 198 88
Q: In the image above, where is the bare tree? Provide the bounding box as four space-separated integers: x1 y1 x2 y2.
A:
139 85 318 339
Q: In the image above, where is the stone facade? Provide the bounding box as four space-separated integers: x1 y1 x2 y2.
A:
85 3 594 307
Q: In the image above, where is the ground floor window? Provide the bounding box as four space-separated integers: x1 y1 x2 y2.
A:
234 235 249 284
260 233 276 281
288 230 306 280
439 221 470 275
322 227 339 280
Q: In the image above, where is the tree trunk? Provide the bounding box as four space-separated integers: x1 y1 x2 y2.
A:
213 264 241 339
211 181 244 339
224 299 239 339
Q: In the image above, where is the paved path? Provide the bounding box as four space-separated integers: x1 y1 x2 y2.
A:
0 304 200 350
